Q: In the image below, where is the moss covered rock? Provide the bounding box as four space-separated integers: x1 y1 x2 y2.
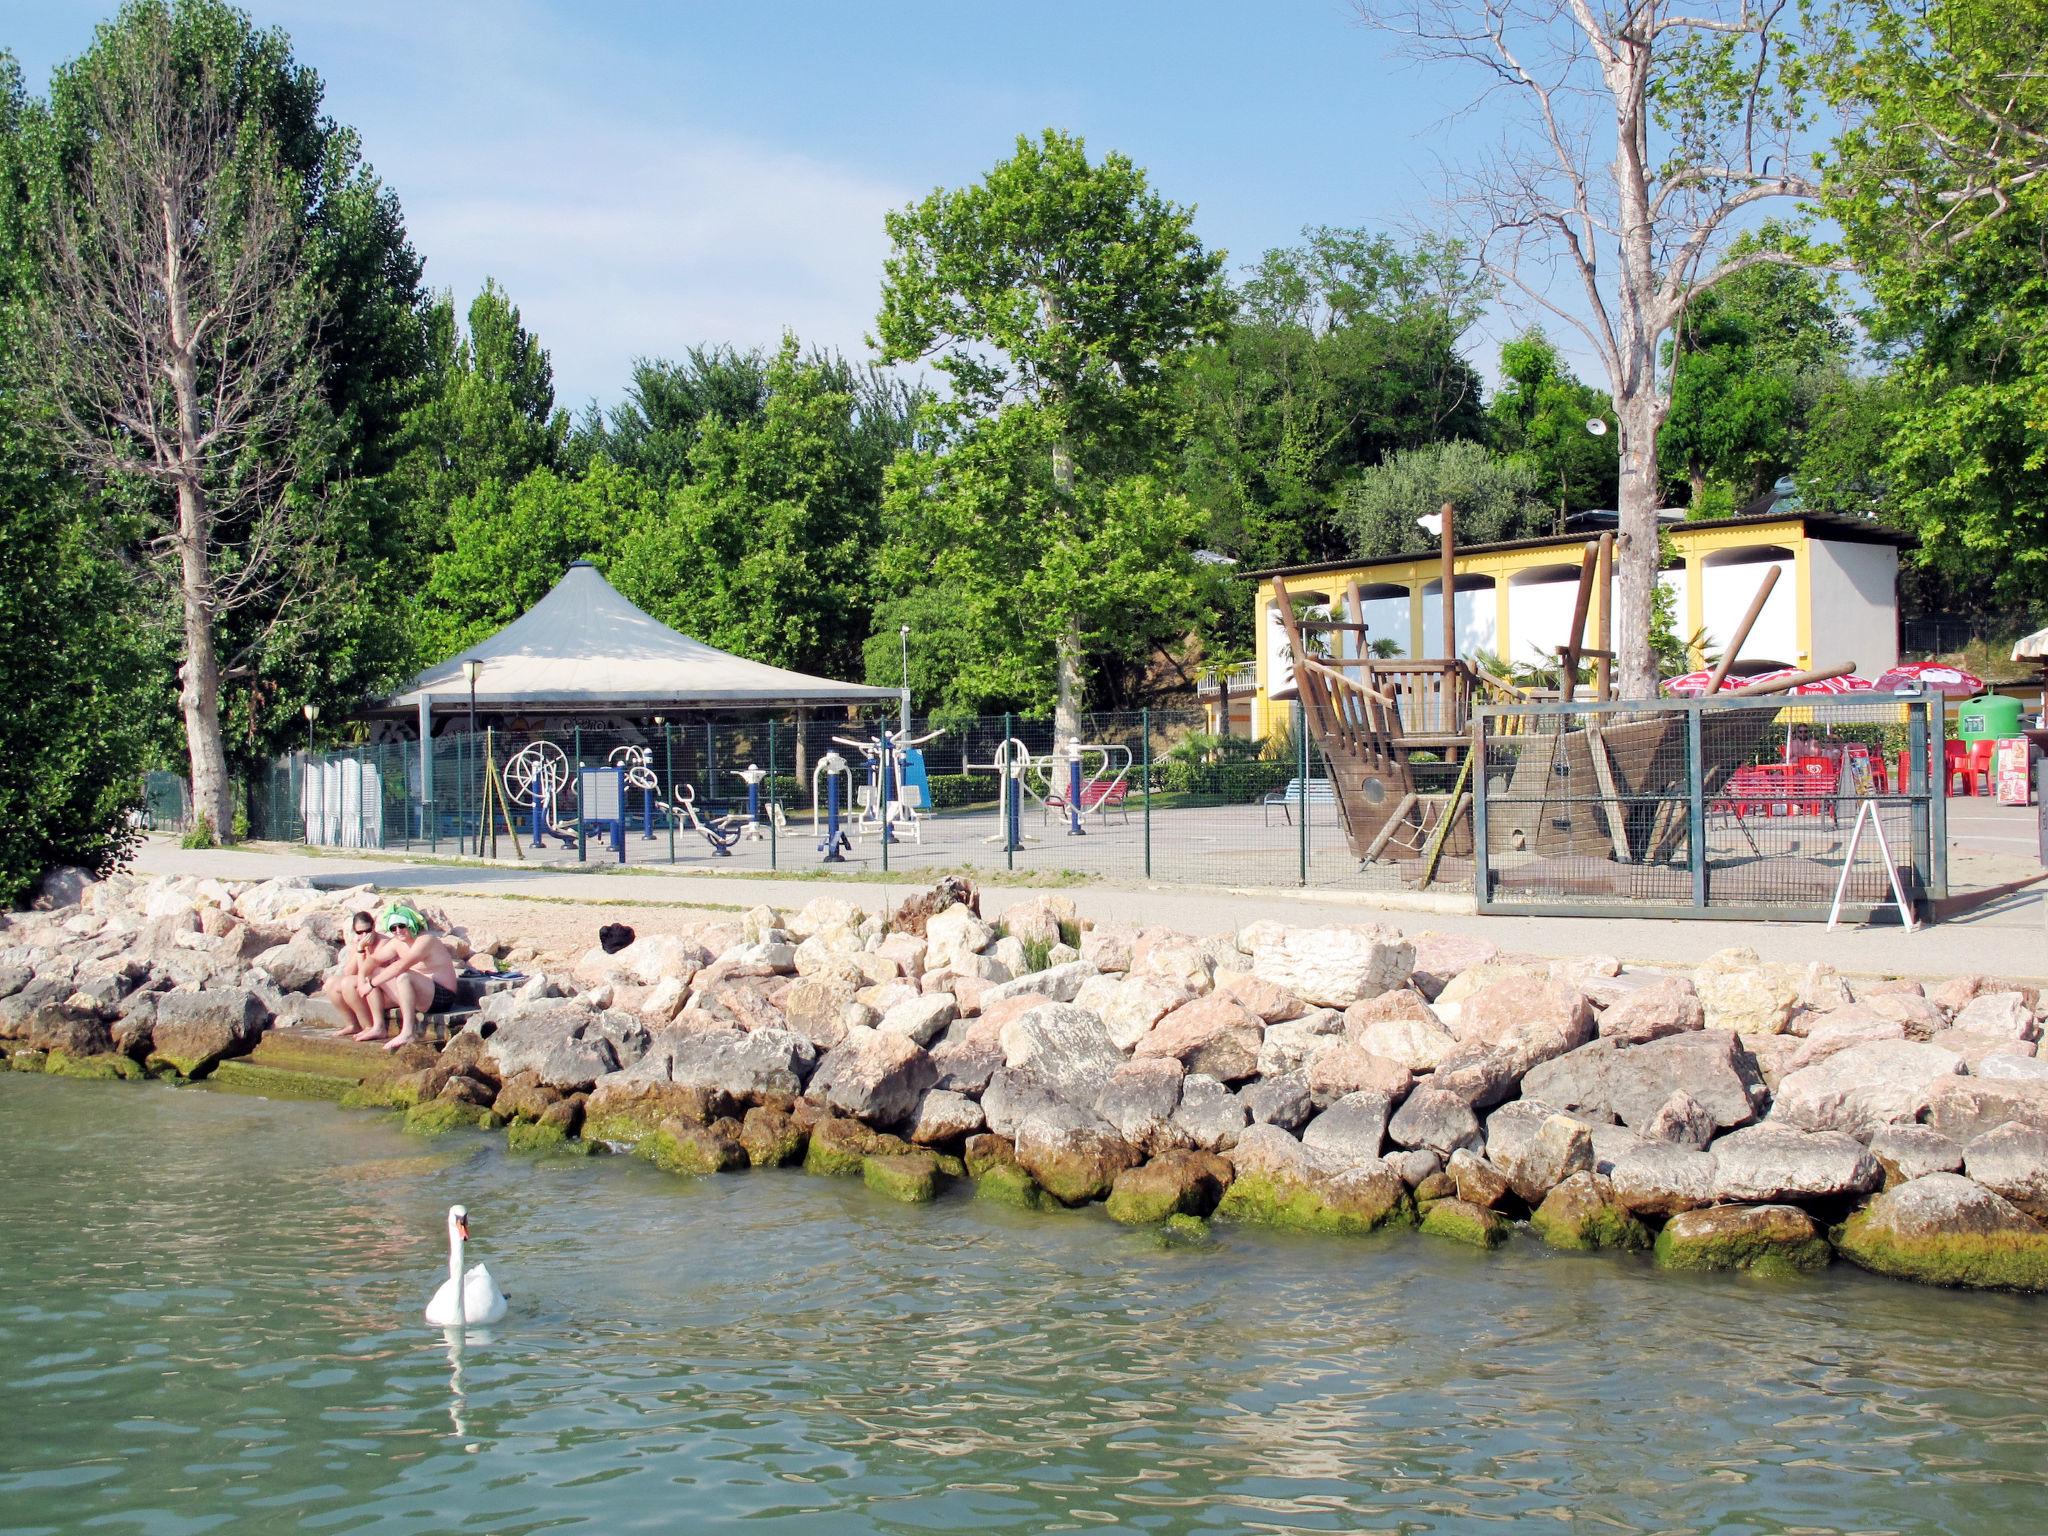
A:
1654 1203 1830 1276
1420 1196 1511 1249
974 1159 1054 1211
1105 1151 1233 1225
650 1118 747 1175
44 1050 146 1083
864 1151 942 1203
10 1048 49 1073
205 1059 348 1100
963 1133 1017 1178
1215 1163 1413 1238
1530 1172 1651 1252
338 1080 396 1110
740 1105 807 1167
1837 1172 2048 1290
1161 1212 1212 1245
402 1098 491 1137
583 1080 718 1151
506 1118 594 1156
388 1066 452 1109
804 1114 879 1177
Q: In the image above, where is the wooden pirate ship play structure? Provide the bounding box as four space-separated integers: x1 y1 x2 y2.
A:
1272 510 1855 881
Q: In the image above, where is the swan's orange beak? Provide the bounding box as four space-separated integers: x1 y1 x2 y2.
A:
456 1216 469 1240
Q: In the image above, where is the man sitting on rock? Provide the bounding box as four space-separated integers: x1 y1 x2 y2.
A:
324 910 401 1042
357 905 465 1053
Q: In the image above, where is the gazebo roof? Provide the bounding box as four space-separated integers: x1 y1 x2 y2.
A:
383 562 897 712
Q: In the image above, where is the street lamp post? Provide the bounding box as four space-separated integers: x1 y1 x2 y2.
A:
462 658 482 738
1417 503 1455 661
899 623 912 736
302 701 318 758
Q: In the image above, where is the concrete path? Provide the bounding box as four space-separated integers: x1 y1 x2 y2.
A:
131 834 2046 984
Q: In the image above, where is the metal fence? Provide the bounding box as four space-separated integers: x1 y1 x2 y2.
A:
1471 693 1945 922
241 694 1947 922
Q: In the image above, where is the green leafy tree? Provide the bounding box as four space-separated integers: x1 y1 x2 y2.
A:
1336 439 1548 559
565 344 769 485
419 458 655 658
1818 0 2048 612
1488 331 1620 525
874 128 1227 731
1178 228 1489 568
610 339 888 678
399 278 566 546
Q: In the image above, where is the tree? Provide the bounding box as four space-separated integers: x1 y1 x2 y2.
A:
1178 228 1489 568
1488 331 1620 523
1818 0 2048 610
1359 0 1831 697
610 339 889 679
565 344 770 485
21 3 332 839
1336 439 1548 560
875 129 1228 732
398 278 565 545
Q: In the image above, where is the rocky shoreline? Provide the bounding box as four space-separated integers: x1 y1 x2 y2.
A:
7 869 2048 1291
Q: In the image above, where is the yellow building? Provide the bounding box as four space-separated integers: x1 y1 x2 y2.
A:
1244 513 1911 737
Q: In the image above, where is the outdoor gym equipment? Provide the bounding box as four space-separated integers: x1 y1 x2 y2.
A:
673 784 746 857
812 750 853 862
980 737 1042 855
503 741 577 849
831 727 946 845
1039 740 1134 835
608 744 670 838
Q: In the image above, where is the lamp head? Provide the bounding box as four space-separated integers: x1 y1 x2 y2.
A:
1416 512 1443 538
303 702 318 722
461 658 482 686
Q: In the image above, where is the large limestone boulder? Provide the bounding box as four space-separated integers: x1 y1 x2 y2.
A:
1654 1204 1830 1274
1214 970 1305 1025
1594 978 1704 1044
1692 948 1801 1035
878 992 957 1047
1837 1172 2048 1290
782 968 866 1050
980 961 1098 1008
1255 1010 1345 1077
908 1088 985 1145
1608 1143 1720 1215
1304 1041 1414 1109
1708 1124 1881 1203
1170 1073 1248 1151
663 1026 815 1100
1447 976 1591 1050
1092 1057 1186 1154
925 905 995 972
1530 1172 1649 1251
1407 932 1499 1000
1769 1040 1965 1138
1239 1072 1313 1132
999 1003 1124 1099
1783 1005 1906 1070
1519 1031 1766 1133
1010 1097 1139 1205
1132 937 1216 995
1962 1123 2048 1221
1925 1077 2048 1142
1497 1113 1595 1204
1952 993 2042 1042
808 1028 937 1126
1345 992 1456 1070
614 934 712 987
482 1004 631 1089
1299 1091 1392 1170
1134 994 1263 1083
1383 1084 1482 1158
148 987 269 1076
1105 1150 1232 1224
249 935 336 993
1868 1124 1964 1185
1247 926 1412 1008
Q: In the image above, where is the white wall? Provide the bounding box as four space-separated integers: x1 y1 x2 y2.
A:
1700 554 1796 668
1358 589 1411 659
1421 581 1497 659
1806 539 1899 675
1506 570 1585 668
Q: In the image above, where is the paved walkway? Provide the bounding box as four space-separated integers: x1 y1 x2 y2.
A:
132 834 2046 984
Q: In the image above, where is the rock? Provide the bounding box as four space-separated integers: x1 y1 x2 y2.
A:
1499 1113 1595 1204
1170 1073 1249 1151
1925 1077 2048 1142
1386 1148 1442 1188
1608 1143 1720 1215
1010 1097 1139 1205
1346 999 1457 1072
638 976 687 1024
1519 1031 1765 1134
863 1151 942 1203
909 1088 985 1145
787 895 863 942
28 1009 113 1059
689 978 785 1035
1448 976 1593 1051
1097 976 1197 1051
809 1028 937 1126
147 988 268 1076
615 934 711 986
928 1018 1004 1096
1248 925 1412 1008
1447 1148 1511 1208
1255 1010 1346 1076
1135 994 1264 1083
1980 1053 2048 1082
1837 1173 2048 1290
1930 974 2037 1017
1303 1041 1413 1109
1595 979 1705 1044
1861 990 1945 1039
1643 1089 1717 1149
803 1113 884 1177
1785 1007 1906 1070
888 878 977 940
1693 952 1801 1035
1709 1124 1881 1203
1952 993 2041 1042
1000 897 1065 950
1530 1172 1650 1251
491 1070 557 1122
981 960 1097 1007
1654 1204 1831 1274
1215 971 1305 1024
480 1005 627 1090
1868 1124 1964 1185
1386 1085 1482 1156
250 935 336 993
1132 938 1214 996
650 1118 747 1175
1079 926 1133 973
925 904 995 971
1963 1123 2048 1221
878 992 957 1047
1092 1058 1186 1153
402 1098 491 1137
33 866 95 910
663 1026 815 1100
1000 1002 1123 1090
783 971 865 1050
1218 1130 1412 1236
1408 932 1499 1001
1239 1072 1313 1131
1105 1150 1233 1224
1300 1091 1392 1169
1769 1040 1965 1138
1419 1196 1511 1248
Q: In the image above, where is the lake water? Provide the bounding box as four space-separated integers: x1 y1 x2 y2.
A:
3 1073 2046 1534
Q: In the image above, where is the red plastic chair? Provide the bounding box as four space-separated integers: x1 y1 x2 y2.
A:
1962 740 1997 796
1943 739 1973 796
1791 755 1839 820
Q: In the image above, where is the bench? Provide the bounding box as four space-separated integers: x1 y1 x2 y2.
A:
1044 778 1132 824
1263 777 1336 826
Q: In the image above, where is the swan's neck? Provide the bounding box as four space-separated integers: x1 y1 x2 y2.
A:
449 1227 464 1285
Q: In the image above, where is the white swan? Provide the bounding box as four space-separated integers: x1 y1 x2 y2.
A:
425 1204 507 1326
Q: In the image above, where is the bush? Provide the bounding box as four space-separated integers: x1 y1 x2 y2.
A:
1156 758 1297 802
923 773 991 810
180 815 218 850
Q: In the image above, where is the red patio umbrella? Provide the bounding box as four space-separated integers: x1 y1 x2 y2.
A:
1873 662 1985 696
1663 670 1759 696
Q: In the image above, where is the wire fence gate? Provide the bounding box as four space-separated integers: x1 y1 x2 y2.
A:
241 694 1947 921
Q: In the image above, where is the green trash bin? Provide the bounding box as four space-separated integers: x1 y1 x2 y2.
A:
1956 693 2022 742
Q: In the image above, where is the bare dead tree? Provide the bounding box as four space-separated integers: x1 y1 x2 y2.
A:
1358 0 1839 697
24 23 319 837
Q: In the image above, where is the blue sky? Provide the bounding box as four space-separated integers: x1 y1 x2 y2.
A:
9 1 1511 408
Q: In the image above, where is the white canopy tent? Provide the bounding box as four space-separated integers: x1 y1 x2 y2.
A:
385 561 898 713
